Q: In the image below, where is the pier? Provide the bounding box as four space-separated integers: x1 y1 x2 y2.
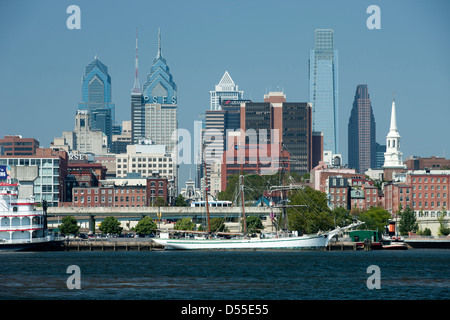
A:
327 241 357 251
61 239 164 251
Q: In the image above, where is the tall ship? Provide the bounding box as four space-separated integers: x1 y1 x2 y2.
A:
153 151 363 250
0 182 60 251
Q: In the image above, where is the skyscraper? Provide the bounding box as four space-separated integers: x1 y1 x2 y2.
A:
130 28 178 191
348 84 376 174
78 56 116 146
239 92 313 175
132 29 177 153
309 29 338 154
210 71 244 111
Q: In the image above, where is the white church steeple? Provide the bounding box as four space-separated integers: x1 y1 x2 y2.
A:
383 95 406 169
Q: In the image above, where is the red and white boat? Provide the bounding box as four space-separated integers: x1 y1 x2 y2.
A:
0 182 60 251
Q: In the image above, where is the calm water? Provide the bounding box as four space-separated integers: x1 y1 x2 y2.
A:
0 249 449 300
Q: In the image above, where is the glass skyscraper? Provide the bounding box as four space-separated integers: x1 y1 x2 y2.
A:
309 29 338 154
348 84 376 174
78 56 116 146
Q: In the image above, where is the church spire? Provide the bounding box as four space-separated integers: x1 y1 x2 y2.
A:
132 28 141 93
389 99 398 133
383 93 405 169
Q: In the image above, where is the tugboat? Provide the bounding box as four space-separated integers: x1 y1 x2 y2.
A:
381 221 408 250
0 182 61 251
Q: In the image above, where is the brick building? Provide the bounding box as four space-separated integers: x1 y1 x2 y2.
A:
383 183 412 214
70 174 168 207
0 135 40 156
327 176 350 209
407 170 449 215
404 156 450 170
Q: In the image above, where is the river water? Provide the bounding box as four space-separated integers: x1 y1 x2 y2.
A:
0 249 449 300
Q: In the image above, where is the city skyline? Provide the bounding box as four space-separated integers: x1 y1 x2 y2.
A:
1 1 449 184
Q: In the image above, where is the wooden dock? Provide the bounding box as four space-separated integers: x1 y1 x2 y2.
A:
327 241 358 251
62 240 164 251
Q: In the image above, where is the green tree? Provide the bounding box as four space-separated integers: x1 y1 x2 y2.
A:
134 216 157 235
417 227 432 236
437 207 450 236
210 217 229 233
242 216 264 235
99 216 123 235
398 206 419 235
331 206 353 228
174 217 196 231
358 206 391 233
287 187 333 234
59 216 80 235
175 194 187 207
155 196 167 207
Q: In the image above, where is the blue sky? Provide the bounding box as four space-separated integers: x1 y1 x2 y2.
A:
1 0 449 182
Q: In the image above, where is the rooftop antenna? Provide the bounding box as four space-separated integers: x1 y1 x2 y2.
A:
157 27 162 58
132 27 141 93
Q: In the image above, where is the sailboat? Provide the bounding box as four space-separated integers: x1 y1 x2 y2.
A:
152 146 363 250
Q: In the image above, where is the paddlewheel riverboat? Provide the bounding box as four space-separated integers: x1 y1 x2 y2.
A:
0 182 60 251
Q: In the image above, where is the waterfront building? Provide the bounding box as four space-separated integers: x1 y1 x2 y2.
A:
407 170 449 216
309 29 339 155
0 135 39 156
383 97 407 181
70 174 168 207
210 71 244 111
348 84 377 174
327 176 350 210
64 162 107 202
115 144 175 203
383 182 412 214
0 148 68 207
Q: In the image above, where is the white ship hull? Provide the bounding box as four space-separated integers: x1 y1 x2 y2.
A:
153 222 364 250
153 233 333 250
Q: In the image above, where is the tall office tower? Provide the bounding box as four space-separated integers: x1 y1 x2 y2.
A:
309 29 338 154
78 56 116 145
348 84 377 174
140 28 178 153
239 92 313 175
210 71 244 111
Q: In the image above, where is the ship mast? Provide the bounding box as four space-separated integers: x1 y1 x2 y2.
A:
240 169 247 236
203 144 211 237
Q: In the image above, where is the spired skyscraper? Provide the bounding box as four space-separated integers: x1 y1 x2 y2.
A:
309 29 338 155
78 56 116 146
348 84 377 174
131 28 177 152
209 71 244 111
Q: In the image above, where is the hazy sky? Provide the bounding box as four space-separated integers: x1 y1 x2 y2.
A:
1 0 449 183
